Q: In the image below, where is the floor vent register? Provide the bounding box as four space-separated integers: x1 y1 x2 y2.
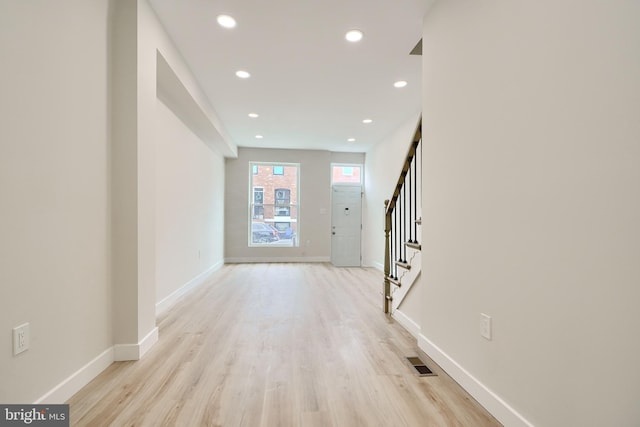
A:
406 356 436 377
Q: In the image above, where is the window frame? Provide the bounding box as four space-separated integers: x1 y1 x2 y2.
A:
331 163 363 185
248 162 300 247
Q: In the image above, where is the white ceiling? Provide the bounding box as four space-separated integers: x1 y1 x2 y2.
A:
148 0 428 153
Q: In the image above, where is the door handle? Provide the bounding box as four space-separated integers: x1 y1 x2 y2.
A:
332 232 336 235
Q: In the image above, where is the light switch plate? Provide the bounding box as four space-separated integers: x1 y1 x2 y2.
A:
13 323 30 355
480 313 492 340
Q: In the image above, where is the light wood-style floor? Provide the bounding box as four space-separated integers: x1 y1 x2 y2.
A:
68 263 501 427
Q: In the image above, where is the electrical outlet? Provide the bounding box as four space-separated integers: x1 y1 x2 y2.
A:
13 323 30 355
480 313 492 340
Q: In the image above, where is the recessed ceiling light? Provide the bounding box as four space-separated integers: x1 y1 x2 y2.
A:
216 15 236 29
255 135 263 139
362 119 373 124
345 30 364 42
394 80 408 88
236 70 250 79
347 138 356 142
248 113 259 118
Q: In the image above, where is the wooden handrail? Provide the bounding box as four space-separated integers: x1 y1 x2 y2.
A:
385 117 422 215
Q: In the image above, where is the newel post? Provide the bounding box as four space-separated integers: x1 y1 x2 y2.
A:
383 199 391 313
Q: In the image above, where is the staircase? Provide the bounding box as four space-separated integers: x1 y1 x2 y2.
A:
383 117 422 313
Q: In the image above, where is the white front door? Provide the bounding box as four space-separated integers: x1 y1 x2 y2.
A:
331 185 362 267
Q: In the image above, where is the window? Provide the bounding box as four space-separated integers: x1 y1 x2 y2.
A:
249 162 299 247
331 163 362 184
253 187 264 219
275 188 290 216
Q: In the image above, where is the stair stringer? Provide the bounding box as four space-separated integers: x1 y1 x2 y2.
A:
390 246 421 312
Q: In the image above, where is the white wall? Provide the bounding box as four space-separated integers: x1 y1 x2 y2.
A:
420 1 640 426
155 99 225 305
362 113 421 270
139 2 232 308
0 0 233 403
0 0 111 403
330 152 365 166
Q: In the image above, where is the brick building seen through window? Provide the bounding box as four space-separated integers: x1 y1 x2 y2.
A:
250 163 299 246
331 164 362 184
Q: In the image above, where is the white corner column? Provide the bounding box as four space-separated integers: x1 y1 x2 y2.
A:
111 0 158 360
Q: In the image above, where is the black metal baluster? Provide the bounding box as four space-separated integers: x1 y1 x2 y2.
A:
390 207 395 279
408 163 413 243
398 187 405 262
394 203 398 278
414 147 418 243
403 179 407 263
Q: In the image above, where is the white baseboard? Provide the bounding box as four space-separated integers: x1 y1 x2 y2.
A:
391 309 421 339
224 256 330 263
418 334 534 427
35 328 160 404
369 261 384 271
35 347 114 404
114 327 159 361
156 261 223 316
139 327 159 358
